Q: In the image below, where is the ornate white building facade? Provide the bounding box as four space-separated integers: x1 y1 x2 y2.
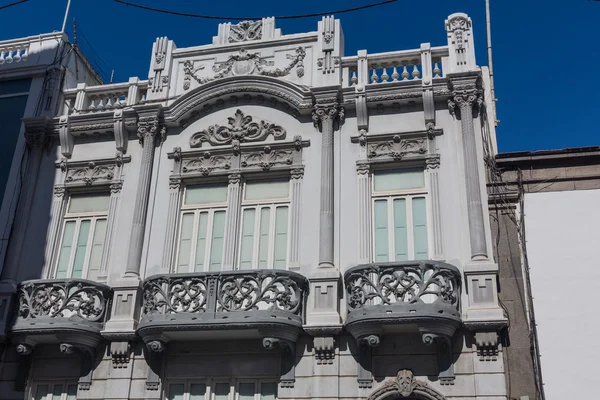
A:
0 13 509 400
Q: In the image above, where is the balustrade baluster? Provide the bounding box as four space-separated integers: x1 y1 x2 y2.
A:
6 49 13 64
433 59 441 78
350 71 358 86
401 62 409 81
96 98 105 110
22 47 28 61
13 47 21 62
381 65 389 83
370 65 379 84
391 64 399 81
105 96 113 109
412 60 421 79
0 51 5 65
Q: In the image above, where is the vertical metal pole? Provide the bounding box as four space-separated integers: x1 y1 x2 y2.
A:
485 0 498 126
61 0 72 33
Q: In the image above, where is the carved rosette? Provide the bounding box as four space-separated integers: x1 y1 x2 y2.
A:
190 109 286 147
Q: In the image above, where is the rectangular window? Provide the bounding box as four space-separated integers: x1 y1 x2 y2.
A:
54 193 110 280
372 169 429 261
176 184 228 273
166 380 277 400
237 179 290 270
31 382 77 400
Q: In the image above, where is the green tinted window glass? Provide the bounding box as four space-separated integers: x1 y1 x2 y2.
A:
239 209 256 270
185 184 228 204
71 220 91 278
194 213 209 272
34 384 49 400
68 193 110 213
260 383 277 400
168 384 185 400
393 199 408 261
412 197 428 259
214 383 230 400
190 383 207 400
373 169 424 192
87 219 107 281
56 221 76 278
209 211 226 271
257 208 271 268
239 383 255 400
374 200 389 262
245 179 289 200
273 207 288 268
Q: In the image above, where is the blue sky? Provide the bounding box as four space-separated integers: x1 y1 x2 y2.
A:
1 0 598 152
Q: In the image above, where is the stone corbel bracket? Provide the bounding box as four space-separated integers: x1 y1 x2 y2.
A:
58 342 96 390
144 338 166 391
109 341 132 369
474 331 499 361
420 332 455 385
56 153 131 188
356 334 381 389
262 337 296 388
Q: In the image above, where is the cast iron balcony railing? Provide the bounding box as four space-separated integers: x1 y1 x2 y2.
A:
344 261 462 343
138 269 308 350
10 279 112 354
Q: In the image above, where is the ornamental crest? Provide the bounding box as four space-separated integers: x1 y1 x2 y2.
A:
190 109 286 147
229 20 262 42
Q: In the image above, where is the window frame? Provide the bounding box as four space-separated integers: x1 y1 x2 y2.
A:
30 380 78 400
174 183 229 274
370 166 432 262
237 178 291 270
164 378 278 400
52 191 110 280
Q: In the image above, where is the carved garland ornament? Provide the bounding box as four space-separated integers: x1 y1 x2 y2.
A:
367 370 447 400
65 161 115 186
183 47 306 90
367 135 427 161
189 109 286 147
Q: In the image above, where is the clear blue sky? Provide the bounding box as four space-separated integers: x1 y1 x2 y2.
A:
1 0 598 153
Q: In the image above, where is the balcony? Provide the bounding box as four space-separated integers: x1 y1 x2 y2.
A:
10 279 112 354
343 261 462 343
138 269 308 350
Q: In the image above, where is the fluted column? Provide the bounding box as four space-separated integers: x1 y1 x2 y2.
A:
41 187 67 278
426 155 444 259
1 129 48 281
161 177 182 272
125 115 161 276
222 173 241 270
450 89 487 259
288 167 304 270
356 163 371 264
97 181 123 282
313 100 342 269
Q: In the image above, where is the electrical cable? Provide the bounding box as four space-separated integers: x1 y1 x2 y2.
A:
0 0 28 11
113 0 397 20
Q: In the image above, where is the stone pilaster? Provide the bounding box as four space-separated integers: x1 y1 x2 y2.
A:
97 181 123 283
161 177 182 272
356 163 371 264
222 173 242 270
449 87 487 260
40 186 67 278
288 167 304 271
426 155 444 259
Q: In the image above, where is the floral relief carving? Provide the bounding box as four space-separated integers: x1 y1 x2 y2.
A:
183 47 306 90
66 162 115 185
241 146 293 171
182 152 232 175
366 369 448 400
190 109 286 147
367 135 427 161
229 20 263 42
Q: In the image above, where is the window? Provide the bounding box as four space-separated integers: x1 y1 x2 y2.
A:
372 169 429 261
176 184 228 273
54 193 110 280
31 382 77 400
238 179 290 270
166 380 277 400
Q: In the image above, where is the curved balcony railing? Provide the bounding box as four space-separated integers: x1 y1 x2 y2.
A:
138 269 308 345
343 261 462 340
11 278 112 337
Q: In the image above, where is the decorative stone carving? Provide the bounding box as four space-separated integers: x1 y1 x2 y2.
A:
228 172 241 184
137 115 159 144
367 369 448 400
356 163 370 175
183 47 306 90
169 177 182 190
147 340 164 353
53 186 66 197
314 336 335 365
109 341 131 368
65 161 115 185
426 154 441 170
475 331 499 361
241 146 293 171
60 343 75 354
182 153 232 175
367 135 427 161
15 343 32 356
312 100 344 132
361 335 381 348
446 14 471 49
262 337 296 388
290 166 305 179
110 181 123 193
190 109 286 147
229 20 262 42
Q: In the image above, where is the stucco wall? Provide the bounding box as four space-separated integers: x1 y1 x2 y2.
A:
523 189 600 399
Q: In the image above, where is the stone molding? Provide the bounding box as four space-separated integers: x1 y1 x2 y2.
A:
313 336 335 365
474 331 500 361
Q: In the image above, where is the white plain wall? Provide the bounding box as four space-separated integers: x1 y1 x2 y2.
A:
524 189 600 399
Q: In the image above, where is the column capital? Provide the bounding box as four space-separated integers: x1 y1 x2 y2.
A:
312 99 344 132
228 172 241 184
137 115 161 145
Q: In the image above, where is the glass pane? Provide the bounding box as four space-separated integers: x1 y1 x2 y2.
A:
260 383 277 400
374 200 389 262
177 213 194 273
34 384 49 400
51 384 63 400
239 383 255 400
214 383 230 400
168 384 185 400
194 213 209 272
185 184 228 205
245 179 289 200
55 221 76 279
273 207 288 269
373 169 424 192
412 197 429 259
66 385 77 400
87 219 107 281
393 199 408 261
0 78 31 95
0 93 29 200
239 208 256 270
71 220 91 278
258 208 271 268
190 383 207 400
209 211 226 271
68 193 110 213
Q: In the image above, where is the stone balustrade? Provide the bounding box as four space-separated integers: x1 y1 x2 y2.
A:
63 79 149 114
0 42 29 65
342 45 449 87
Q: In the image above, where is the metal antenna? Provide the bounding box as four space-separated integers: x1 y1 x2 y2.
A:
61 0 72 33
